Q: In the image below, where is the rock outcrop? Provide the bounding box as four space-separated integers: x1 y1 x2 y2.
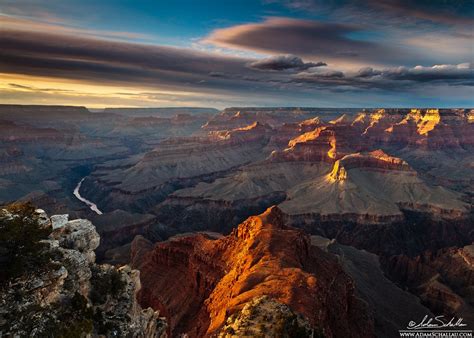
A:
383 244 474 323
219 296 315 337
133 206 374 337
0 203 167 337
329 149 412 180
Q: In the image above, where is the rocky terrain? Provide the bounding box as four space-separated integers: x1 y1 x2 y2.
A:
1 105 473 337
79 121 275 214
202 107 347 131
383 244 474 323
0 203 167 337
157 109 472 241
0 105 214 211
132 207 374 337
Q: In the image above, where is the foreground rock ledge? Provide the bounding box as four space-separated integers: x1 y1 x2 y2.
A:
0 204 167 337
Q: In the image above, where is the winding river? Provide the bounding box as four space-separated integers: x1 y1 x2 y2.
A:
73 178 103 215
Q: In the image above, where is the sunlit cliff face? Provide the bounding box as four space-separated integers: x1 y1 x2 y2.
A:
362 109 385 134
327 136 337 160
329 159 348 181
328 149 411 182
416 109 441 135
287 127 326 148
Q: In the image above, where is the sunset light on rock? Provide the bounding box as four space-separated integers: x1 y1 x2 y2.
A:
0 1 473 337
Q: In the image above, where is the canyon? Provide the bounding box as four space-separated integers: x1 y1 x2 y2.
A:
1 104 473 337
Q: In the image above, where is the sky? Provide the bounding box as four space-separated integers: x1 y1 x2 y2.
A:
0 0 473 108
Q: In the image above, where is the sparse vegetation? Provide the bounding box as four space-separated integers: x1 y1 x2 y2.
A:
44 292 94 338
0 202 52 285
90 266 126 304
0 203 164 337
219 296 316 338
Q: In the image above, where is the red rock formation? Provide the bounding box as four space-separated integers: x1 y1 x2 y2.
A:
0 120 65 143
330 149 412 180
208 121 273 143
202 108 326 131
133 207 374 337
364 109 474 150
272 123 366 163
383 244 474 323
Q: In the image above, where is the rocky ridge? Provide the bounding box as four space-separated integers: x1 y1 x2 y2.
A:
0 203 167 337
132 206 374 337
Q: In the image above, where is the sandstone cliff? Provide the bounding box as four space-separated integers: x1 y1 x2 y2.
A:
133 206 374 337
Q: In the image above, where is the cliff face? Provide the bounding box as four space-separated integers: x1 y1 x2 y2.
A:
80 121 273 213
133 206 374 337
201 108 328 131
329 149 412 180
311 235 433 338
0 203 167 337
383 244 474 323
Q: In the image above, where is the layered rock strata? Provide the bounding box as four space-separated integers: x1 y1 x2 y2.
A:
133 206 374 337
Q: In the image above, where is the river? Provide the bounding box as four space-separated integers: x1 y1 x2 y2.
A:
73 178 103 215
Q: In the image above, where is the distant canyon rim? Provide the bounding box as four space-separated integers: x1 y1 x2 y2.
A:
0 105 472 337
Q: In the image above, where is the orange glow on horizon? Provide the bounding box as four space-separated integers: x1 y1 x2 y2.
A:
0 73 216 108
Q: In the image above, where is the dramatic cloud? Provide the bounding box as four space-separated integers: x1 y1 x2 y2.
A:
203 17 437 67
293 63 474 89
1 19 472 107
0 29 262 94
381 63 474 82
0 28 329 106
355 67 382 78
205 18 379 63
247 55 326 71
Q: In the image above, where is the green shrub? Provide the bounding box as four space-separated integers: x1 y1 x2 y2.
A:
90 267 126 304
0 202 52 285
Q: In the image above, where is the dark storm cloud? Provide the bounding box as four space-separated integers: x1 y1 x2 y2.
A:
247 55 326 71
381 64 474 82
0 30 242 75
355 67 381 78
